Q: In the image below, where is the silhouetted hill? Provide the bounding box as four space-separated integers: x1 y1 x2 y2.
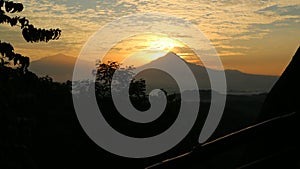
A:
136 52 278 93
29 53 76 82
29 52 278 92
260 46 300 120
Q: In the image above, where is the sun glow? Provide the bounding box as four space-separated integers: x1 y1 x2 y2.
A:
102 33 200 67
147 37 177 52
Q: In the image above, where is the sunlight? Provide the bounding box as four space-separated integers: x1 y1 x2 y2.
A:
147 37 176 52
102 33 200 67
124 35 184 66
138 35 184 62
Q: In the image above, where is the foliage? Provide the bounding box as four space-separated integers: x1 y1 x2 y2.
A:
93 61 146 98
0 0 61 42
0 2 64 167
0 0 61 73
0 41 30 72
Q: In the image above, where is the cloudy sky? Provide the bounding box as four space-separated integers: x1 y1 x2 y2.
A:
1 0 299 75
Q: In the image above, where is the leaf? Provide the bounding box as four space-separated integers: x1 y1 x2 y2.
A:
5 1 13 12
19 17 29 28
15 3 23 12
0 58 4 66
23 56 29 68
9 16 18 26
13 56 18 65
22 28 30 42
13 53 21 65
0 0 4 8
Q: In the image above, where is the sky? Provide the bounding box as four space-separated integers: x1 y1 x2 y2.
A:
102 34 196 67
0 0 299 75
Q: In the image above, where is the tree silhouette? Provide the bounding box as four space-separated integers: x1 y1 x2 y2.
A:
93 61 146 99
0 0 61 73
1 2 62 168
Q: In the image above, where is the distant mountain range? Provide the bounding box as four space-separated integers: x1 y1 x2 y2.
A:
136 52 278 93
29 53 279 93
29 53 76 82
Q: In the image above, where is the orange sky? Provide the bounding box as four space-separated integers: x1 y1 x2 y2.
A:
102 34 202 67
1 0 299 75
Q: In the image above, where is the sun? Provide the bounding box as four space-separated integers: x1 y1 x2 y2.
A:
102 33 199 67
147 37 177 52
141 35 186 61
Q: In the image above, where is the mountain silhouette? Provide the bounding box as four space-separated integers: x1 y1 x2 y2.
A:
29 52 278 92
260 46 300 120
136 52 278 93
29 53 77 82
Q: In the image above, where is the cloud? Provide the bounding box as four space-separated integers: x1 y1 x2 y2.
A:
218 51 245 57
1 0 299 61
119 0 299 53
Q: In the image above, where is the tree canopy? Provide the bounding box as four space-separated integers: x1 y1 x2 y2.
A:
0 0 61 72
93 61 146 99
